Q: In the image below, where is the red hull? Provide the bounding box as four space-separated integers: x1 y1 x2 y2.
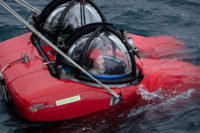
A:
0 33 199 122
130 34 188 59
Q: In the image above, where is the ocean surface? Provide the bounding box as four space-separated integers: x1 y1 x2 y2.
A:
0 0 200 133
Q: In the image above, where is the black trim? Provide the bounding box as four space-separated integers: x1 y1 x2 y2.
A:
79 67 143 85
78 74 138 85
132 74 144 86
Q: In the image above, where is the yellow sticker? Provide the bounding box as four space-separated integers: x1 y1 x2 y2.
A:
56 95 81 106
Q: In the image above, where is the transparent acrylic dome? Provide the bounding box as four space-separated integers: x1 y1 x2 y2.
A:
67 32 132 78
43 2 103 34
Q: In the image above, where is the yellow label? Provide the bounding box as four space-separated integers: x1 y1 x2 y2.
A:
56 95 81 106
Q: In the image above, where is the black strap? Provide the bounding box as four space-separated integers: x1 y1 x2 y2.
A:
58 0 77 33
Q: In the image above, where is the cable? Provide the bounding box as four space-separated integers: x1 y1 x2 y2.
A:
14 0 41 14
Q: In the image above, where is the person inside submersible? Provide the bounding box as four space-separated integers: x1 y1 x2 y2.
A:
31 0 143 85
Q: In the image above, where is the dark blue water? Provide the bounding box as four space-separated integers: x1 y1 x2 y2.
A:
0 0 200 133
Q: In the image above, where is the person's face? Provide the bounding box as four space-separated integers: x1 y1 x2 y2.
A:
93 55 104 69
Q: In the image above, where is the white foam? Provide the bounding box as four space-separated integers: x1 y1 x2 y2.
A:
128 86 196 118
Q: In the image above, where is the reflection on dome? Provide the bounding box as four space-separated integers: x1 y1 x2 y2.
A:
68 32 132 77
43 2 103 34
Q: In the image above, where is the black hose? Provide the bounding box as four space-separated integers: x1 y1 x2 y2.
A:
31 35 58 77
